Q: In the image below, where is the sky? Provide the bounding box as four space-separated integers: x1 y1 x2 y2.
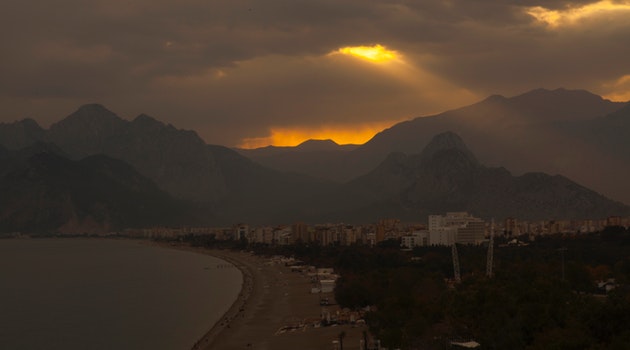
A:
1 0 630 148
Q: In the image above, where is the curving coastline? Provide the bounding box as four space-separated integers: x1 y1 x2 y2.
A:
190 249 254 349
162 244 368 350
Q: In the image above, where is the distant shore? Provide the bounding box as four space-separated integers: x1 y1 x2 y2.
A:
159 243 368 350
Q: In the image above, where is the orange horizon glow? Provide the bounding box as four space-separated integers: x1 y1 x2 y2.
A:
527 0 630 27
237 120 406 149
601 74 630 102
602 91 630 102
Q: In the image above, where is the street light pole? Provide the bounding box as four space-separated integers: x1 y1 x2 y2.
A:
558 247 567 281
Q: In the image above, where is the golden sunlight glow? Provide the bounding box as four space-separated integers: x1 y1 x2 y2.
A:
601 74 630 101
238 120 406 149
527 0 630 27
335 44 399 63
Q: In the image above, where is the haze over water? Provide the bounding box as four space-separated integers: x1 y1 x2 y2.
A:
0 239 242 350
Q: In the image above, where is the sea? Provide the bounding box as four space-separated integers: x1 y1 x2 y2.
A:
0 238 242 350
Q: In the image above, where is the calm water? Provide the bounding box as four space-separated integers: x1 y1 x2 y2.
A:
0 239 242 350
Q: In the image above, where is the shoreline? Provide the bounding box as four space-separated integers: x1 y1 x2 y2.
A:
148 243 252 349
157 243 369 350
191 249 254 349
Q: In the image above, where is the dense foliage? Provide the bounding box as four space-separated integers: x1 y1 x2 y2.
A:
350 228 630 349
175 227 630 349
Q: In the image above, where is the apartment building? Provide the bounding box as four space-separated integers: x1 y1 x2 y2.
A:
429 212 485 246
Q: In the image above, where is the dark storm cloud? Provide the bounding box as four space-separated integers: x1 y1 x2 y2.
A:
1 0 628 145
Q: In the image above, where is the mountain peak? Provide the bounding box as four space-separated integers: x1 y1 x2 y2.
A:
482 94 508 103
296 139 341 152
132 113 165 128
0 118 46 150
47 104 127 158
513 87 603 102
70 103 120 120
52 103 125 131
16 118 42 129
486 87 626 121
419 132 477 162
75 103 112 114
0 118 43 132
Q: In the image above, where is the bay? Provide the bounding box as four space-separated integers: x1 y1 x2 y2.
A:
0 239 242 350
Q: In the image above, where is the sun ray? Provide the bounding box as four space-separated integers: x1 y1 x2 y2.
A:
527 0 630 27
333 44 399 63
601 74 630 102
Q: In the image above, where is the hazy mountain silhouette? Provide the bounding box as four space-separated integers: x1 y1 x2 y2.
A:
308 132 630 222
238 139 358 157
0 147 189 233
0 106 336 226
0 118 47 150
1 95 628 230
239 88 630 204
558 103 630 162
0 105 339 206
236 139 358 180
44 105 227 201
295 139 358 152
207 145 335 224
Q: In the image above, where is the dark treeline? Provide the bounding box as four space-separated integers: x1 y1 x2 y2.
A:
171 226 630 349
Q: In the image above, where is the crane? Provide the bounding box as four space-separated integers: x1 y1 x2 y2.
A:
452 242 461 283
558 247 568 281
486 219 495 278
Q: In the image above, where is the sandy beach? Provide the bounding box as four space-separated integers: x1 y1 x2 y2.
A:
173 246 369 350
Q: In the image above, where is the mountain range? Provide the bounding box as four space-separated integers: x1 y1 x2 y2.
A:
1 88 629 232
0 143 190 233
237 88 630 205
309 132 628 222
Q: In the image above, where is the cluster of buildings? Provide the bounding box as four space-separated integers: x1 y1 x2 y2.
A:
124 219 405 246
122 213 630 247
401 212 486 248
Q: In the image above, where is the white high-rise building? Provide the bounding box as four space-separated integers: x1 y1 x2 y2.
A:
428 212 485 246
429 226 457 246
401 230 430 248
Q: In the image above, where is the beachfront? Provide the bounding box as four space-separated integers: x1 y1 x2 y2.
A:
182 247 369 350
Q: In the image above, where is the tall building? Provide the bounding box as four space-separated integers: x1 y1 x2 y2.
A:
234 224 249 240
401 230 430 248
457 220 485 245
429 227 457 246
292 222 309 243
505 217 518 236
428 212 485 246
375 218 400 243
606 216 622 227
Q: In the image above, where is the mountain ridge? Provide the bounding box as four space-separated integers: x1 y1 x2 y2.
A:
1 88 629 230
7 104 229 202
0 148 190 233
239 88 630 204
317 132 630 222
